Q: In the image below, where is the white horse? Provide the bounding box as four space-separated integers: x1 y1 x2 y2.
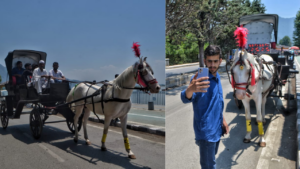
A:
66 57 160 159
230 49 274 147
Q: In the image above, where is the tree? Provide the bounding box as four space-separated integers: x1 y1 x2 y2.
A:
279 36 292 46
250 0 266 14
166 0 266 66
293 9 300 47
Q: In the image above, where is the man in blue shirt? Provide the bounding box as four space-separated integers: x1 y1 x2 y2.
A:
181 45 229 169
12 61 25 85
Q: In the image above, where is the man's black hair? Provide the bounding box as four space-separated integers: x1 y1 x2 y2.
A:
24 63 31 68
204 45 222 59
53 62 59 66
115 74 119 78
16 61 22 65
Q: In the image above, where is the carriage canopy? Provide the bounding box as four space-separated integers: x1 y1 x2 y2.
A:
5 50 47 80
239 14 279 43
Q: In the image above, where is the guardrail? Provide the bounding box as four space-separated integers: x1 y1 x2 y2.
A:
130 90 165 105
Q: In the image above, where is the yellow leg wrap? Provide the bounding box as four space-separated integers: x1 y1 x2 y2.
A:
258 122 264 135
124 137 130 150
101 134 107 143
246 120 252 132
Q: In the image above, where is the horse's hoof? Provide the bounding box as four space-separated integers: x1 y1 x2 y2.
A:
260 142 266 147
74 138 78 143
86 141 91 145
243 138 251 143
128 154 136 159
101 147 107 151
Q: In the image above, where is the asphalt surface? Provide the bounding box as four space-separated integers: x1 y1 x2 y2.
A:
166 72 297 169
0 114 165 169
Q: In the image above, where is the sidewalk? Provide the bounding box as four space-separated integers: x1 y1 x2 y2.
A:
293 56 300 168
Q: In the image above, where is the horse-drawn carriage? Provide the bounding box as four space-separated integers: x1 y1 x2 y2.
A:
0 50 83 139
226 14 299 113
0 43 160 159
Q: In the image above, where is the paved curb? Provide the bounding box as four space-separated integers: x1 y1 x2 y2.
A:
294 57 300 169
87 116 165 136
166 62 227 89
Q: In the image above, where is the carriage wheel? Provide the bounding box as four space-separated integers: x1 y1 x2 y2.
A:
66 111 84 134
0 103 9 129
30 108 43 139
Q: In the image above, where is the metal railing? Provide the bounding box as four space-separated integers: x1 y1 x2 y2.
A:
130 90 165 105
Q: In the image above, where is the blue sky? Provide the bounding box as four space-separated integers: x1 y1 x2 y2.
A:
0 0 165 84
259 0 300 18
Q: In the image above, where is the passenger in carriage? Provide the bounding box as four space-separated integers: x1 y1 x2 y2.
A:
32 63 38 71
49 62 66 83
11 61 25 85
32 60 50 94
21 63 33 84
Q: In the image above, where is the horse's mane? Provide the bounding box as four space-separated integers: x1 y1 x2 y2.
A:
112 62 138 89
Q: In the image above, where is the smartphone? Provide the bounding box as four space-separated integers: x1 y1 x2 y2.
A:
197 67 209 91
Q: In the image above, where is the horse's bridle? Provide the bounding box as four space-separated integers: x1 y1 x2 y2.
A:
134 63 158 91
230 52 257 98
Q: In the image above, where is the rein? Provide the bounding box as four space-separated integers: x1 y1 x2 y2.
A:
74 63 158 120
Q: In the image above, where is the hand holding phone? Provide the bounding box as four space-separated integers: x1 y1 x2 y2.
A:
197 67 209 91
186 68 210 98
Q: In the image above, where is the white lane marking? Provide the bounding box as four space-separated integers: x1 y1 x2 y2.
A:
23 133 65 162
38 144 65 162
53 115 165 145
128 113 165 119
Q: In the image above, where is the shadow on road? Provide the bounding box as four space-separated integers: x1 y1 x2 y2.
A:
218 90 297 168
0 124 151 169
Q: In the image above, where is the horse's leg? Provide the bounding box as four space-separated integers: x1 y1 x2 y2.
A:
261 95 267 125
82 108 91 145
74 105 84 143
120 114 136 159
101 116 112 151
242 99 252 143
254 94 266 147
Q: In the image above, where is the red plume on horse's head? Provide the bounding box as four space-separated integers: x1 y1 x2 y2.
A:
234 25 248 49
132 42 141 58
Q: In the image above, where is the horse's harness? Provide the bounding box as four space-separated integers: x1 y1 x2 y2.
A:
231 52 274 98
78 62 157 117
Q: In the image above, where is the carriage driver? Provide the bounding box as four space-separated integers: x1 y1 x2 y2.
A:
49 62 66 83
180 45 229 169
32 60 50 94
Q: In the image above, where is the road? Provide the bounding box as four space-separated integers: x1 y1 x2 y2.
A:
166 61 226 77
166 64 199 77
166 72 297 169
0 114 165 169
